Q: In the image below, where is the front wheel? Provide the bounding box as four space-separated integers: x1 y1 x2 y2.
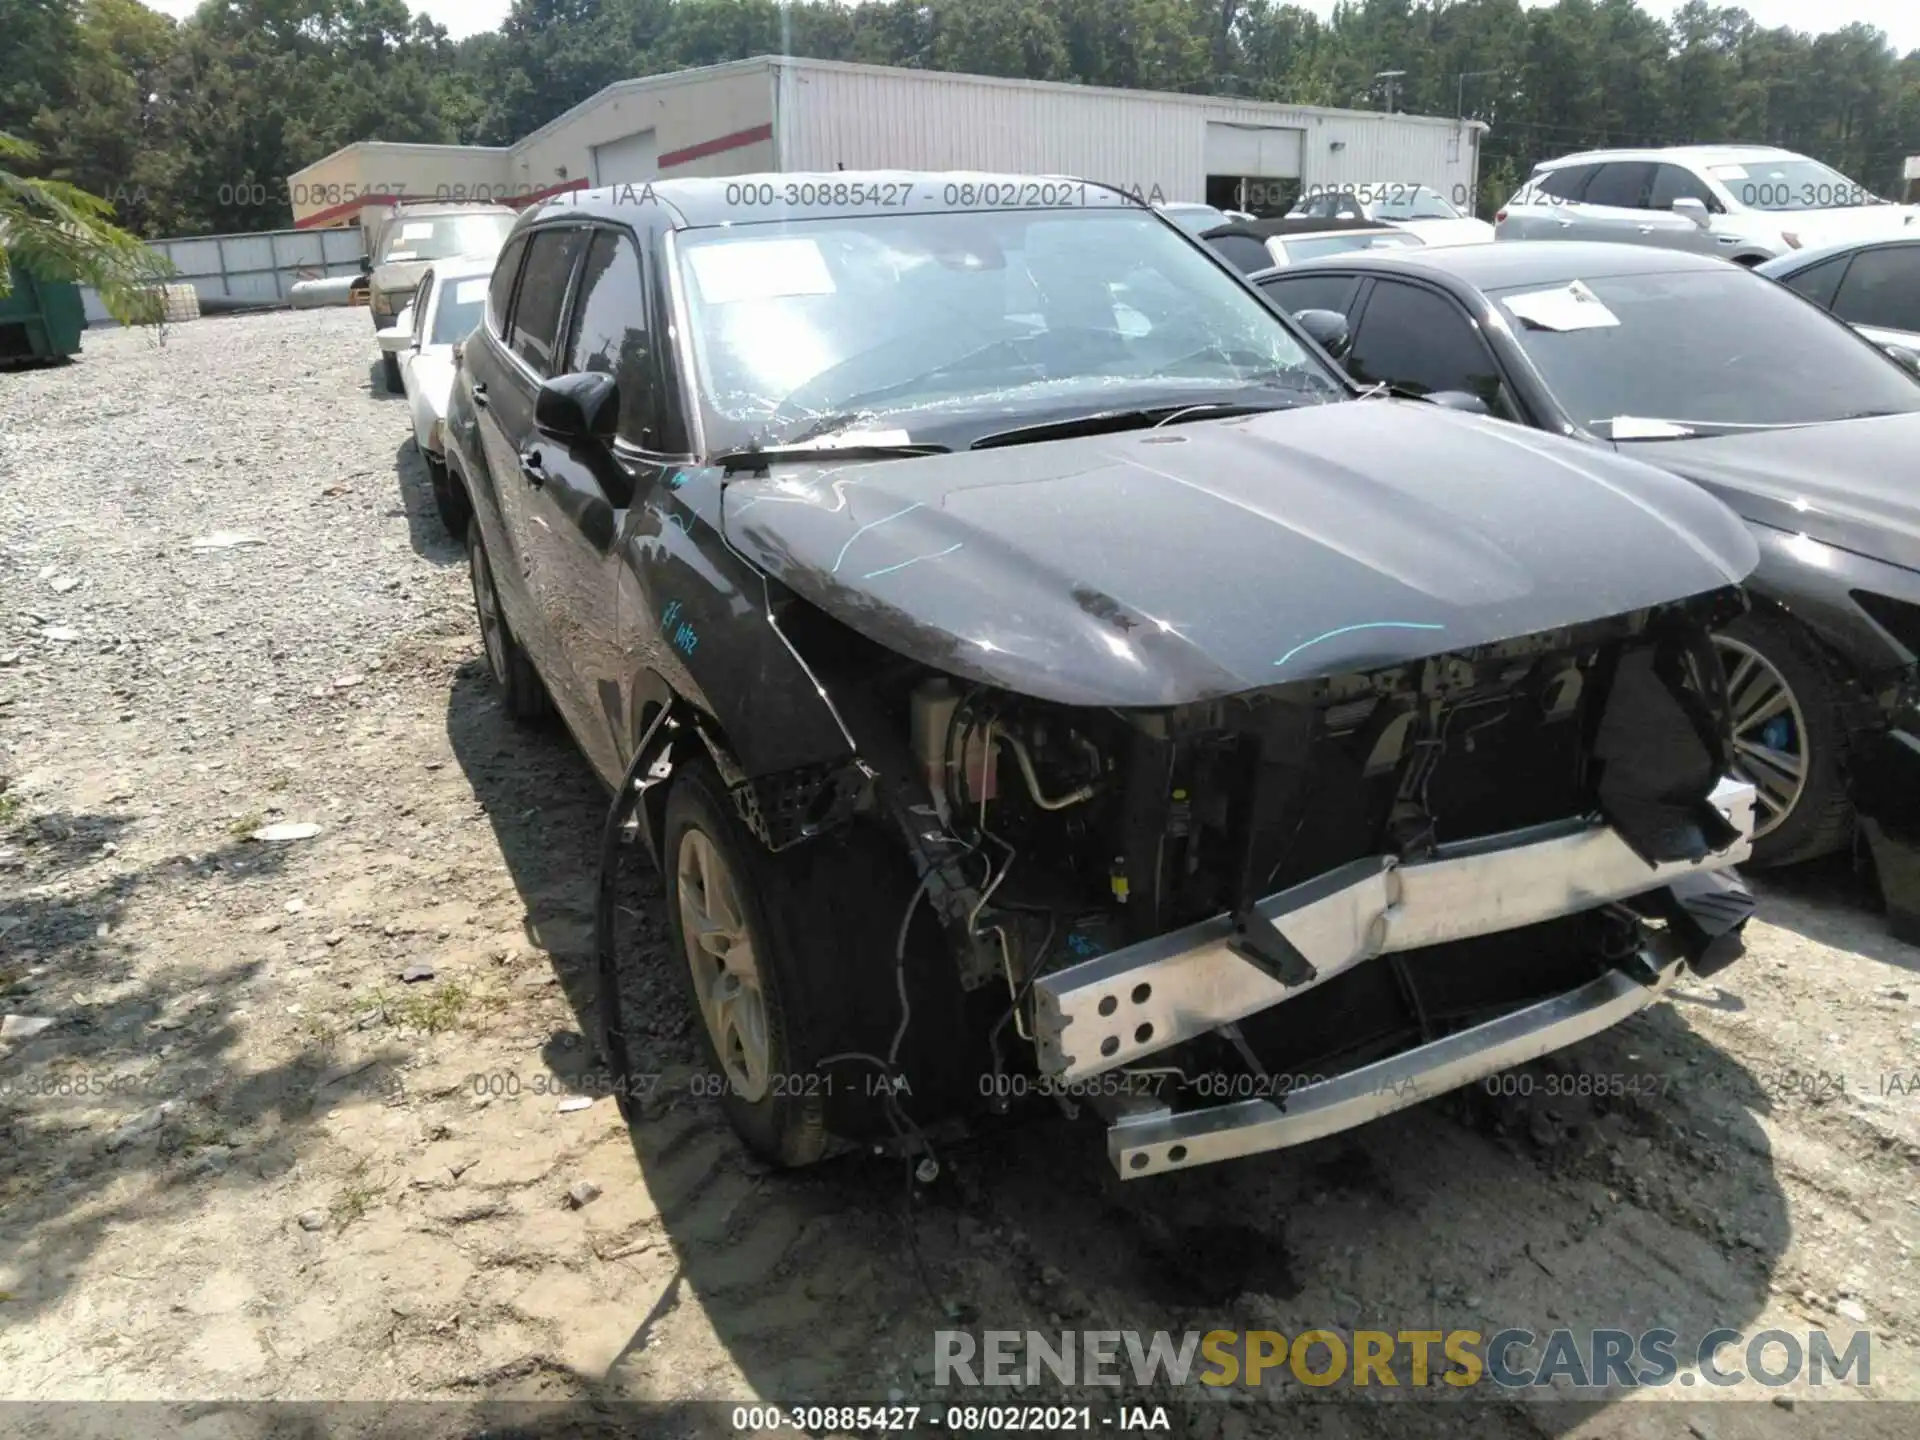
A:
1714 611 1851 866
381 351 403 394
427 455 469 537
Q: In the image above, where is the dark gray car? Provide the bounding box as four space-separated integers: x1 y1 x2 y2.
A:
1255 241 1920 929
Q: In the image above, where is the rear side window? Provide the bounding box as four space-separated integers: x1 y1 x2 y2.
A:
563 229 663 451
1582 162 1656 209
509 228 590 377
1779 256 1847 311
1536 164 1599 202
487 236 527 334
1348 280 1510 415
1830 247 1920 334
1260 273 1362 317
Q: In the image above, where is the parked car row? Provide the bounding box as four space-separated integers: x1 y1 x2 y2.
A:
344 169 1914 1182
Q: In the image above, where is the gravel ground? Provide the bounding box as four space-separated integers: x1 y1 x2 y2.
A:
0 311 1917 1437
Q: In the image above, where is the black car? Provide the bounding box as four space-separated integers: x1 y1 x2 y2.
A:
1254 241 1920 904
443 176 1763 1177
1197 215 1425 274
1758 236 1920 356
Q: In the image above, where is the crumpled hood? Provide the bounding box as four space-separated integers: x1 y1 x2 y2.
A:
1646 412 1920 575
722 400 1757 708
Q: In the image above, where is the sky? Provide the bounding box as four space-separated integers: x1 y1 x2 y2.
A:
139 0 1920 54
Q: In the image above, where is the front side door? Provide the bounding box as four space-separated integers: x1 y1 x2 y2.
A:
519 225 683 783
1342 278 1519 419
1643 164 1725 254
1568 162 1662 245
473 224 592 682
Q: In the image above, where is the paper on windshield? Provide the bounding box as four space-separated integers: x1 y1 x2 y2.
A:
385 251 417 262
1502 279 1619 332
1608 416 1695 439
1707 164 1749 181
686 239 835 305
455 278 489 304
401 222 436 240
811 429 912 448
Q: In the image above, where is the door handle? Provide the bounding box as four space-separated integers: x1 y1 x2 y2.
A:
1636 224 1655 233
519 449 548 487
470 382 489 409
1554 216 1574 227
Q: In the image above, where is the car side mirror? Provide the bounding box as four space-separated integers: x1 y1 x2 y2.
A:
1292 307 1352 360
1882 342 1920 376
535 371 619 444
376 325 412 354
1424 390 1492 416
1671 197 1712 228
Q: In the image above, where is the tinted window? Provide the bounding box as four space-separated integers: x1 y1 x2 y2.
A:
1537 164 1598 202
563 229 662 449
1494 266 1920 433
1348 281 1508 414
1650 164 1717 210
1260 274 1362 316
1830 247 1920 334
1583 162 1656 209
1206 234 1276 273
488 235 527 333
1779 256 1847 310
509 228 589 377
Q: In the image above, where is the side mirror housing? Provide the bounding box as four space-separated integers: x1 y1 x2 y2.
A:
1292 307 1352 360
360 254 373 275
376 324 412 354
1671 197 1712 228
1424 389 1492 416
535 371 619 444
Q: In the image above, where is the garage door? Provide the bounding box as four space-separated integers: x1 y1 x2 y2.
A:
1204 123 1303 178
592 130 659 187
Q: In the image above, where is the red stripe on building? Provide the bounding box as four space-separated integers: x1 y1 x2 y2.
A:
658 123 774 169
292 179 588 229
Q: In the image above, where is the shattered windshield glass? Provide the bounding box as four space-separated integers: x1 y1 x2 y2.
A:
673 207 1342 452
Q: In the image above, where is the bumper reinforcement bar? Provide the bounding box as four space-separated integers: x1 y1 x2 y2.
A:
1033 776 1754 1083
1104 935 1689 1178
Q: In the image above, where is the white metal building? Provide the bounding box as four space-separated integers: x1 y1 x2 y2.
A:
289 56 1487 230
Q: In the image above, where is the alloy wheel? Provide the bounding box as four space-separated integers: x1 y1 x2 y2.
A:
1714 634 1809 840
676 827 771 1102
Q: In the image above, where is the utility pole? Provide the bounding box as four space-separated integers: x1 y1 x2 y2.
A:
1454 68 1500 119
1372 70 1406 113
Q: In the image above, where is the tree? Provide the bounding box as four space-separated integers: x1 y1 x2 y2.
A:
0 130 173 323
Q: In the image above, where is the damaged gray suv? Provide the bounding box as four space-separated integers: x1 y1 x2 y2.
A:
443 174 1762 1178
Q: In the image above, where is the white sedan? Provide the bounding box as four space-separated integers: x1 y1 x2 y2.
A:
377 254 495 535
1289 184 1495 247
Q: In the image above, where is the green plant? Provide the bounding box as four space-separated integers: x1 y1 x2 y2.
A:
1 131 174 325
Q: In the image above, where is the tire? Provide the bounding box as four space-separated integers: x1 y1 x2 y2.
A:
662 760 990 1168
466 516 550 721
381 351 403 393
427 455 470 538
1714 610 1852 866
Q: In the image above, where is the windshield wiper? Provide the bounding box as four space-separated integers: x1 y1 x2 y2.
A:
969 400 1293 451
715 442 950 475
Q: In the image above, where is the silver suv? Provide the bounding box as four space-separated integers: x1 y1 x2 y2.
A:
1496 145 1918 265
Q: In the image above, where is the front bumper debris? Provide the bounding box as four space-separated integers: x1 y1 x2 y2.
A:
1028 776 1756 1177
1103 932 1689 1178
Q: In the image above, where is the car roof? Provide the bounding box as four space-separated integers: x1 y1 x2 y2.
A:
1261 240 1741 290
523 172 1150 229
1533 144 1801 172
385 202 518 218
1757 233 1920 277
1202 216 1401 241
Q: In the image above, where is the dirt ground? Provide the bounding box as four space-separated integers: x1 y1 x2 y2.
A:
1 311 1917 1438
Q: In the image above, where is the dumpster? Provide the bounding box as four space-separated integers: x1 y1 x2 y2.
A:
0 260 87 365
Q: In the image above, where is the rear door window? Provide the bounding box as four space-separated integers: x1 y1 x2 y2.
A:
509 227 590 378
1582 162 1657 210
1536 164 1599 203
1830 246 1920 334
1347 279 1510 415
562 228 665 451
